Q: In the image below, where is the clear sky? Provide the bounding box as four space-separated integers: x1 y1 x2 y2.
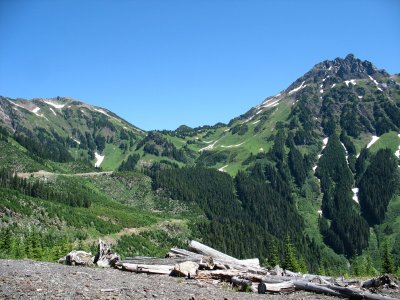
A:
1 0 399 130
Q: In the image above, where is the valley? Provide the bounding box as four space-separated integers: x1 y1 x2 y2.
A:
1 54 400 277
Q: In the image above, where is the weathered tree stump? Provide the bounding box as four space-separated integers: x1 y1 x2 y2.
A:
94 239 120 267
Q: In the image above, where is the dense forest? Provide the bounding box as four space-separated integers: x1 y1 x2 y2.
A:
0 168 91 207
153 166 324 273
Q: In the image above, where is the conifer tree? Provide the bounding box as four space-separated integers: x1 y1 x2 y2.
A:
268 239 280 267
381 240 394 274
283 236 300 272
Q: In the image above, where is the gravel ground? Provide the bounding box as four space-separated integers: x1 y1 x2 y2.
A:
0 259 398 300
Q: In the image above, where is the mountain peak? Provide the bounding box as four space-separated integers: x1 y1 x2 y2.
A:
285 54 389 94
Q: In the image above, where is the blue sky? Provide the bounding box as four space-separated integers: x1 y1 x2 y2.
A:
0 0 399 130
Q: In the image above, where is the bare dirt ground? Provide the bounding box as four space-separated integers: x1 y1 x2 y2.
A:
0 259 343 300
17 170 113 179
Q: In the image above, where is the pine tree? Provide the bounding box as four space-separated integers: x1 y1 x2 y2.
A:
268 239 280 267
283 236 300 272
381 240 394 274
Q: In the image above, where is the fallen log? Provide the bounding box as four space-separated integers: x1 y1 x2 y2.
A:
362 275 399 289
120 263 173 275
188 241 266 274
257 281 295 294
168 248 204 259
293 281 343 297
327 284 399 300
292 281 400 300
196 269 241 281
121 256 202 266
189 241 260 268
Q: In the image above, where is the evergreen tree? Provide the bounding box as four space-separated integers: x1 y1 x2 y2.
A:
283 236 300 272
268 239 280 267
381 240 394 274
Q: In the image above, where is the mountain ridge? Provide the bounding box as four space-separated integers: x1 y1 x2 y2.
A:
1 54 400 276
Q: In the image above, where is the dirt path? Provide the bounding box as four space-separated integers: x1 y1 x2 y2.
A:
85 219 186 246
17 170 113 179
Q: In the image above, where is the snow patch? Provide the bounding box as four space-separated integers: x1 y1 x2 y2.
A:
328 66 332 71
263 99 280 108
317 210 323 216
344 79 357 87
31 107 48 120
7 100 46 120
7 100 24 109
352 188 359 204
358 96 363 99
256 109 264 115
366 136 379 149
288 81 306 95
243 115 256 123
199 140 219 152
313 165 318 172
94 152 105 167
368 75 379 86
322 137 329 150
320 89 324 94
252 120 261 125
44 100 65 109
259 147 264 152
32 107 40 114
49 108 57 116
340 142 348 154
331 83 336 88
94 108 110 117
218 165 228 172
71 137 81 145
395 136 400 158
203 140 214 144
318 154 322 159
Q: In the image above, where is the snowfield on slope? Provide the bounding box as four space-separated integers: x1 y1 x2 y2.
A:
366 136 379 149
94 152 105 167
218 165 228 172
352 188 359 204
44 100 66 109
288 81 306 95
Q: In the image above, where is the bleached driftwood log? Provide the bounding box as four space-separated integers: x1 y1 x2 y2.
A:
257 281 296 294
189 241 260 268
188 241 265 274
292 281 399 300
120 263 173 275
